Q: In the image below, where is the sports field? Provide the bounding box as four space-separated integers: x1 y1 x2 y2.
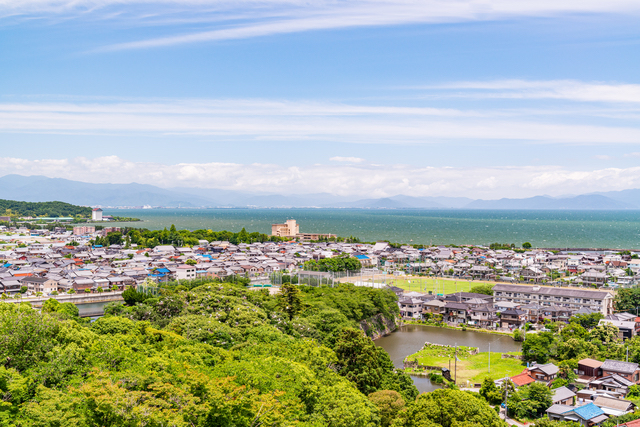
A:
338 274 497 295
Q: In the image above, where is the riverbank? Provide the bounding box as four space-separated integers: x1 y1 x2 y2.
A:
403 320 515 337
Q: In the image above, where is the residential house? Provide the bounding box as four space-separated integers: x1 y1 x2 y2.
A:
444 301 469 324
600 360 640 383
499 308 526 328
552 386 576 406
587 374 635 400
20 276 58 294
593 396 635 417
175 265 196 280
510 372 535 389
528 363 559 385
468 304 498 328
546 402 608 426
582 271 608 287
399 297 423 320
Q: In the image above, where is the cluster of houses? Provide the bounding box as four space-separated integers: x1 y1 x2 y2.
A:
493 358 640 425
0 224 638 298
395 285 616 330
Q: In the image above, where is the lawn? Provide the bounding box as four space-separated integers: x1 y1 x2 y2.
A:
405 343 525 386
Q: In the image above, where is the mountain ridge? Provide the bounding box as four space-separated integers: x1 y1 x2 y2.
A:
0 174 638 210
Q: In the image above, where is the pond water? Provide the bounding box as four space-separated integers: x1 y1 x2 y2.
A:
375 324 522 392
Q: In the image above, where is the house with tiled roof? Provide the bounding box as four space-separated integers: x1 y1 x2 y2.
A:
510 372 535 388
593 396 635 417
600 359 640 383
546 402 608 426
552 386 576 406
528 363 559 385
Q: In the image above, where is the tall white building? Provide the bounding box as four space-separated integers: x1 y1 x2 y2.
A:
92 208 103 221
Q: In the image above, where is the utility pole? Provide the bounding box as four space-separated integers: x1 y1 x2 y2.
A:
454 344 458 384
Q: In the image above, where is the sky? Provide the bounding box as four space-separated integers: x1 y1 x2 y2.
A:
1 0 640 199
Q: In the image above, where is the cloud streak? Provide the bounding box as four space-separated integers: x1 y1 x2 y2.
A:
1 95 640 145
421 79 640 104
3 155 640 198
3 1 640 50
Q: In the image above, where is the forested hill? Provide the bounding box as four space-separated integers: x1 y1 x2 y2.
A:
0 281 507 427
0 199 91 218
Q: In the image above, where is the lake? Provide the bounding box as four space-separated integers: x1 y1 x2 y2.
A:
99 208 640 248
375 324 522 392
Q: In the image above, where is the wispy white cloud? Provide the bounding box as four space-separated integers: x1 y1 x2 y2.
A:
330 156 365 163
2 155 640 198
1 96 640 145
421 79 640 104
3 1 640 50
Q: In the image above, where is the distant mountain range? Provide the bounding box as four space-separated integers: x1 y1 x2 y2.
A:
1 174 640 210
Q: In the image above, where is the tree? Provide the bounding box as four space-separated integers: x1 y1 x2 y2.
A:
19 286 27 294
185 259 197 266
277 282 303 321
106 231 123 246
627 384 640 398
522 331 556 363
615 287 640 313
368 390 405 427
479 377 502 405
122 286 147 306
522 242 532 249
508 382 553 419
391 388 504 427
513 329 524 342
470 284 494 295
334 328 384 395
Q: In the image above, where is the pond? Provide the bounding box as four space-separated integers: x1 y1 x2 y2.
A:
375 324 522 392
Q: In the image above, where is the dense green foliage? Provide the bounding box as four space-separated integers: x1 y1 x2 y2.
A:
615 287 640 313
119 225 287 248
469 284 494 295
303 255 363 272
0 199 91 218
2 283 482 426
507 382 553 419
390 389 505 427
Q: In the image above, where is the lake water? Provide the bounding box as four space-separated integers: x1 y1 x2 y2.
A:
98 208 640 249
375 324 522 393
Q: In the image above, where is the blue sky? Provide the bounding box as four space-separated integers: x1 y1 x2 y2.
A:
1 1 640 199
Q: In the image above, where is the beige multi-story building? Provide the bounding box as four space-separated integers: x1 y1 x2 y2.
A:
73 226 96 235
271 219 300 237
271 219 336 240
493 284 614 316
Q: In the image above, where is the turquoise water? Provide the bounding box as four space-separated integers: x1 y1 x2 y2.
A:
100 208 640 249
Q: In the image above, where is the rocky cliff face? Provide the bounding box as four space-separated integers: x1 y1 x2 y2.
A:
360 313 401 339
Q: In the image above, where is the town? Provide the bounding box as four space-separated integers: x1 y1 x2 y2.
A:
3 219 640 425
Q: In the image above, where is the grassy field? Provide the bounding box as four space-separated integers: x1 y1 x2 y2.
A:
340 274 497 295
406 343 525 386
